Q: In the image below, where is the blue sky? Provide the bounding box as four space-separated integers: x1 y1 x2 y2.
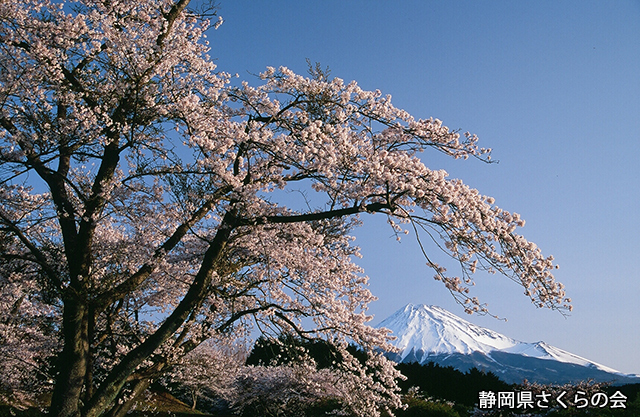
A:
209 1 640 374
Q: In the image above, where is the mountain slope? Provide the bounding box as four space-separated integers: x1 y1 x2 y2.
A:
377 304 639 384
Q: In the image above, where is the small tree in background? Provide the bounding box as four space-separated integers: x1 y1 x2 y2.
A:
0 1 570 416
160 338 244 411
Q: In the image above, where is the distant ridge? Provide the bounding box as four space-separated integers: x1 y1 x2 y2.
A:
377 304 639 385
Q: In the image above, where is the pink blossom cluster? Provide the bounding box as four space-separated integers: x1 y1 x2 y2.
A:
224 66 570 315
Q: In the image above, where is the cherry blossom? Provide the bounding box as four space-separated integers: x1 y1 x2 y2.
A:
0 1 569 416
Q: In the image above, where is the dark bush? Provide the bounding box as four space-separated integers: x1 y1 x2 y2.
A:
395 394 460 417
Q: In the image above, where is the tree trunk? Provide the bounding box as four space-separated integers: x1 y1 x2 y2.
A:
191 389 198 410
50 297 90 417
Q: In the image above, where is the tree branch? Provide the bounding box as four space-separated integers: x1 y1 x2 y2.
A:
237 201 392 226
0 209 63 290
83 208 238 417
92 185 231 313
157 0 191 47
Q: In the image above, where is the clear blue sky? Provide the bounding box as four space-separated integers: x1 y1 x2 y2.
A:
209 1 640 374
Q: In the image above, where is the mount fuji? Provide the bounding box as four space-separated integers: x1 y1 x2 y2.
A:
377 304 639 385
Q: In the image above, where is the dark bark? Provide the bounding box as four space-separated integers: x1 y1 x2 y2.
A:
157 0 191 47
50 296 90 417
49 141 120 417
238 201 393 226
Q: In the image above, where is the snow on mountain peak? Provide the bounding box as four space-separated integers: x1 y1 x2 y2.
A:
377 303 623 375
377 303 519 359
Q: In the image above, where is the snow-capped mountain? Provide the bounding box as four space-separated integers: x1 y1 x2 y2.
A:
377 304 639 384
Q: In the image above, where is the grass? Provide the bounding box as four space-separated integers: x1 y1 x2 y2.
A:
0 389 234 417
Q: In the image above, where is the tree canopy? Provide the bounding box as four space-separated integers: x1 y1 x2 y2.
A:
0 1 570 416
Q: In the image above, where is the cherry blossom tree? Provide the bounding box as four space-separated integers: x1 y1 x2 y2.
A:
235 336 404 417
160 337 245 412
233 360 381 417
0 1 570 416
0 249 58 406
